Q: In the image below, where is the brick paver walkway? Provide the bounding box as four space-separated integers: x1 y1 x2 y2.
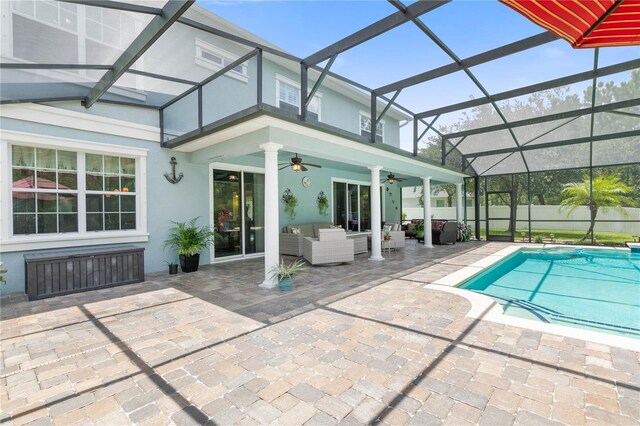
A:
1 242 639 425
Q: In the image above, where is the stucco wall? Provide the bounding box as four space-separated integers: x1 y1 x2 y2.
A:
0 107 210 294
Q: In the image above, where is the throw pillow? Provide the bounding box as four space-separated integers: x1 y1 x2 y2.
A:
291 227 301 234
383 224 392 233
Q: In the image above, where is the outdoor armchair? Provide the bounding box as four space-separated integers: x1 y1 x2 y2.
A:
303 229 354 265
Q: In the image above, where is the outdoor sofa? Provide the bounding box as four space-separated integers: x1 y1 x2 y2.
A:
406 219 456 245
279 223 334 256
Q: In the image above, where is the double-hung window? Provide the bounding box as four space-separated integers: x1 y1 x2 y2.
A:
85 154 137 231
11 146 79 235
359 112 384 143
3 133 147 251
276 75 321 121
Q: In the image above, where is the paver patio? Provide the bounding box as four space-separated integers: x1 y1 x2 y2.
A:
1 241 639 425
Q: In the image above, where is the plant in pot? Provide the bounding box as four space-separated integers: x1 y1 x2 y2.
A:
281 188 298 220
269 259 306 291
413 223 425 240
163 217 220 273
317 191 329 215
163 259 179 275
383 230 392 241
456 222 473 242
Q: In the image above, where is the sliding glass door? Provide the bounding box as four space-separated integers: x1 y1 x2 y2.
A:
212 169 264 259
333 181 377 232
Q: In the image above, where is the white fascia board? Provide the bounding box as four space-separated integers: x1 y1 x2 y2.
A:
0 129 149 157
0 104 160 142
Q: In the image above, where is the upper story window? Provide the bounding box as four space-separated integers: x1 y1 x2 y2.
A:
85 6 136 49
195 39 249 83
276 75 321 121
360 112 384 143
12 0 78 33
8 143 143 238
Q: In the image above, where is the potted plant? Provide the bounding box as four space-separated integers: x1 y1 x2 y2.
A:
164 260 178 275
317 191 329 215
282 188 298 220
414 223 425 239
456 222 473 242
163 217 220 273
383 230 392 241
269 259 306 291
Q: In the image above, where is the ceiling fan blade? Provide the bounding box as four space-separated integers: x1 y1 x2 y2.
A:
304 163 322 168
300 165 308 172
279 165 290 170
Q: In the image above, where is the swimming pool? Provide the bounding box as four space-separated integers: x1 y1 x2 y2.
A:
459 247 640 338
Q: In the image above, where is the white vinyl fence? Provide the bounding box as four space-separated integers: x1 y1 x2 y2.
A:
404 205 640 234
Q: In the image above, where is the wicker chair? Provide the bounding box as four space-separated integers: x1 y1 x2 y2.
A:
303 229 354 265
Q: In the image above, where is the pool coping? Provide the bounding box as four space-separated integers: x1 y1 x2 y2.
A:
427 244 640 352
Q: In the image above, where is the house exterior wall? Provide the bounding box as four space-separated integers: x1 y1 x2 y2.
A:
0 104 210 294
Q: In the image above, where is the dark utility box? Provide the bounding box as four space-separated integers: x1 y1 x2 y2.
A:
24 245 145 300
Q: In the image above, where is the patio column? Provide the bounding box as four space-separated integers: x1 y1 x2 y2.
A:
369 165 384 261
456 182 463 224
423 176 433 248
259 142 283 289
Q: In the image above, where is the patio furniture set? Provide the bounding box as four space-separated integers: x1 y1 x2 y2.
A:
280 222 407 265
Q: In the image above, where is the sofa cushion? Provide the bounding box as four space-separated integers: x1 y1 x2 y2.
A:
312 223 333 237
431 220 446 231
318 228 346 241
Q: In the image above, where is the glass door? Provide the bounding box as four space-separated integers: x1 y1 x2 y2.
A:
348 184 359 231
243 173 264 255
334 182 347 229
213 169 264 259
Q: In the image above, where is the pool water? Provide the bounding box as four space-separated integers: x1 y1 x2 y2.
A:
460 248 640 338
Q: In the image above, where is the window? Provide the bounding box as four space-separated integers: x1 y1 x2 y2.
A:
85 154 136 231
436 200 446 208
85 5 136 48
12 0 78 33
195 39 248 82
360 113 384 143
11 146 78 235
8 142 143 238
276 75 321 121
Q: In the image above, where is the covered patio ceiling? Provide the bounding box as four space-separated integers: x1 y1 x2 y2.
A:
1 0 638 177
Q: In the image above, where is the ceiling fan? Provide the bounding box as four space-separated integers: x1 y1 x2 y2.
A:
279 153 321 172
382 173 406 184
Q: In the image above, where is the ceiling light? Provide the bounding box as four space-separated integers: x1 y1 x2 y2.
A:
292 163 302 172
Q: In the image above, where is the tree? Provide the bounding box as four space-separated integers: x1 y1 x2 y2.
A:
560 174 638 242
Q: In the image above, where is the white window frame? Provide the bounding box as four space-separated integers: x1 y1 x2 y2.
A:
1 131 148 252
275 74 322 121
195 38 249 83
359 111 385 143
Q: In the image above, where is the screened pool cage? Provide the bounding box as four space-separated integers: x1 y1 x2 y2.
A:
2 0 638 244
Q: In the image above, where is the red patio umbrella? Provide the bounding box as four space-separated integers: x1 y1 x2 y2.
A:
500 0 640 48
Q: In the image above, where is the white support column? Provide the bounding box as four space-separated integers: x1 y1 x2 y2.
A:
259 142 283 288
369 166 384 261
423 176 433 248
456 182 463 224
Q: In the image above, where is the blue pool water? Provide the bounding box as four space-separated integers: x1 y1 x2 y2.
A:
460 248 640 338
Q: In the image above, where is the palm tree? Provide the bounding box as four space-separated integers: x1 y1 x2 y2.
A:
560 175 637 242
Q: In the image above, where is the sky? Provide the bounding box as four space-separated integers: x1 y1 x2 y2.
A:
195 0 639 150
